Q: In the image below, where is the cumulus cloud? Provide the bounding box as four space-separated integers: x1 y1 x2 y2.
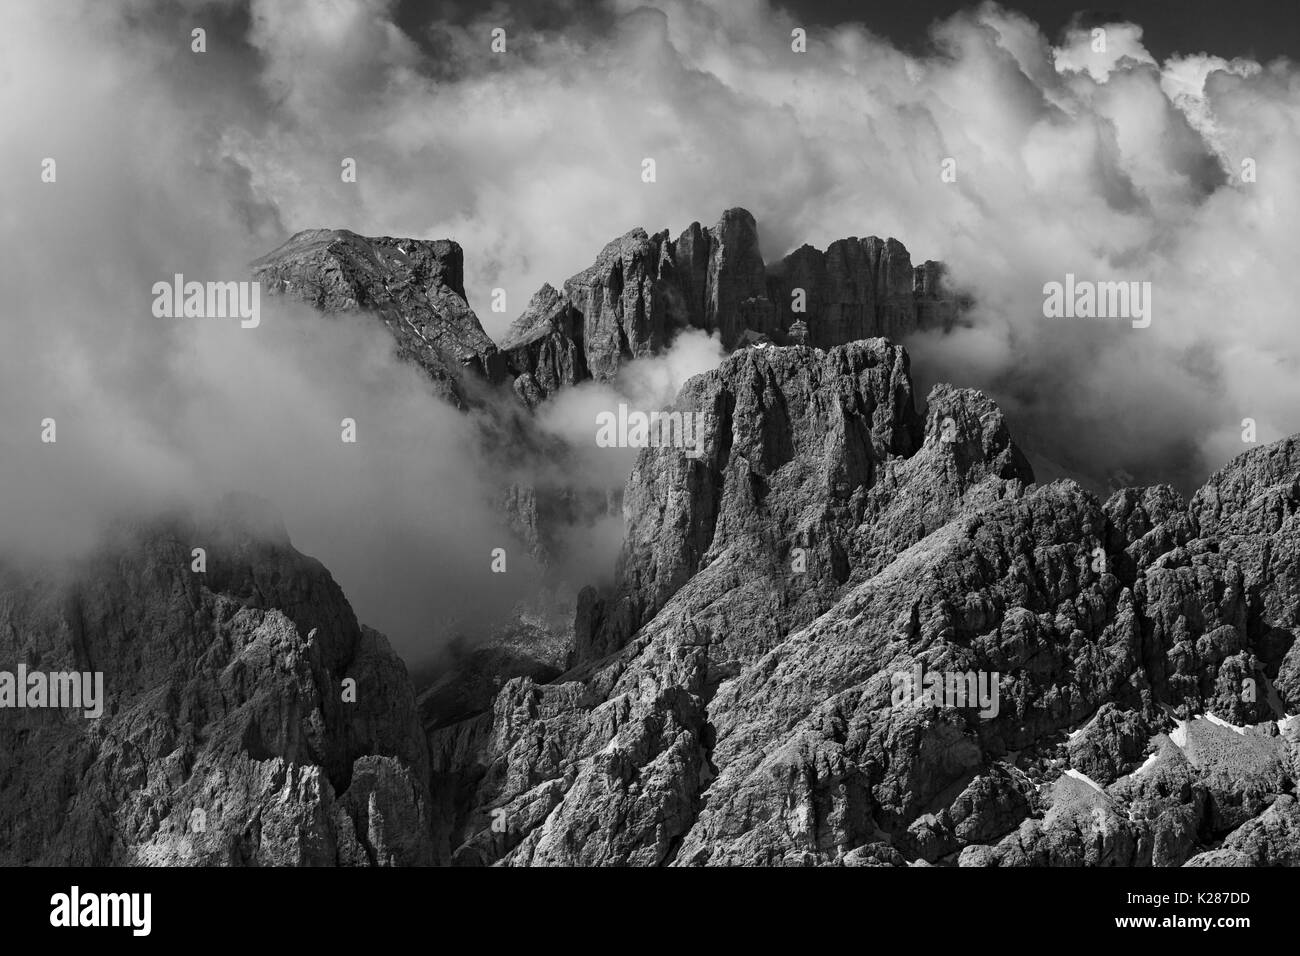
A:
3 0 1299 656
217 0 1300 495
1052 22 1157 82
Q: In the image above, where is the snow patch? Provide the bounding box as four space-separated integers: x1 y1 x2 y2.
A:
1064 768 1106 794
1132 751 1161 777
1204 713 1248 735
1169 721 1188 747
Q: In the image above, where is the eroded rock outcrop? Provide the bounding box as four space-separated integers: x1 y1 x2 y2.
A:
766 236 920 347
559 227 686 381
429 342 1300 868
499 284 588 408
0 496 434 866
499 208 954 402
220 221 1300 869
252 229 507 407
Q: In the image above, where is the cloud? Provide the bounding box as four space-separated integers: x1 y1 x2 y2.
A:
220 0 1300 493
1052 21 1157 82
535 329 727 486
0 0 544 659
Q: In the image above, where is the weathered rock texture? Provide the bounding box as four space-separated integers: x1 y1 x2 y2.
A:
252 229 507 407
428 342 1300 868
249 210 953 413
766 237 920 346
498 208 954 403
8 339 1297 867
29 222 1286 869
0 496 435 866
499 284 588 408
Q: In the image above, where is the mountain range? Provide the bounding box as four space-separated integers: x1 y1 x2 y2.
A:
1 210 1297 866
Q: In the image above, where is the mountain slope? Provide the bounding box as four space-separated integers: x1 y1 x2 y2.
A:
428 341 1300 867
251 229 507 407
0 496 435 865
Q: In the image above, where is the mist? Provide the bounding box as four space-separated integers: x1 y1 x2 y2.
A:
224 0 1300 491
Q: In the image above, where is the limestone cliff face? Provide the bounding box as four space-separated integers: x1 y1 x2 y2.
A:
766 236 920 346
9 336 1298 867
560 227 686 382
499 284 588 408
243 210 959 608
573 338 928 663
429 342 1300 868
71 220 1289 869
252 229 507 407
498 208 953 402
686 208 774 346
248 211 955 412
0 497 435 866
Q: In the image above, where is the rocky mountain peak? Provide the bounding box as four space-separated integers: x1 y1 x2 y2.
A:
493 207 956 405
0 498 435 865
250 210 957 415
426 333 1300 868
252 228 506 407
211 217 1300 869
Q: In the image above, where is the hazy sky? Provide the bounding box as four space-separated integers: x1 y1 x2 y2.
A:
3 0 1298 655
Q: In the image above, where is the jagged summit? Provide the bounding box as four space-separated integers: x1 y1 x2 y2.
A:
0 500 434 865
6 323 1300 866
231 220 1300 867
252 228 506 407
502 206 957 407
429 339 1300 867
251 209 957 411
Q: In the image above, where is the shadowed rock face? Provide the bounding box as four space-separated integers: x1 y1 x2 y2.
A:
561 227 686 382
766 236 920 346
0 497 435 866
6 333 1298 867
22 222 1291 868
247 210 956 413
251 229 507 408
427 342 1300 868
499 283 588 408
494 207 955 402
573 338 931 663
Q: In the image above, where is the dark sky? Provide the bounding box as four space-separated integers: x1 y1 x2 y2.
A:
781 0 1298 61
397 0 1298 63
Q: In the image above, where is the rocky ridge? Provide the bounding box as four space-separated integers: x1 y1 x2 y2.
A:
245 219 1300 866
251 210 954 415
4 337 1297 867
250 210 956 572
6 217 1295 867
251 228 507 408
501 208 956 407
0 496 436 865
428 341 1300 867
